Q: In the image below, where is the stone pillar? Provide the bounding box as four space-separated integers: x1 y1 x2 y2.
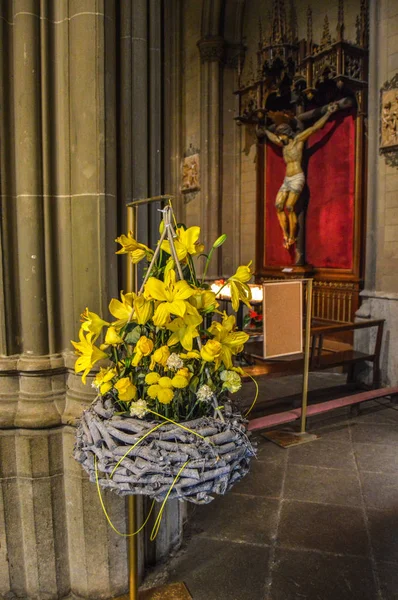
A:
356 0 398 386
0 1 183 598
197 21 225 276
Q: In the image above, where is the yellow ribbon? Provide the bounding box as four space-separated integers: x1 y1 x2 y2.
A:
244 374 259 417
146 409 215 445
110 421 166 478
95 455 155 537
150 460 190 541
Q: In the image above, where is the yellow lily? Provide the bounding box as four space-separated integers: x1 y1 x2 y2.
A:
133 294 153 325
166 309 202 351
161 226 204 261
227 261 253 311
71 328 108 384
208 313 249 369
115 232 153 264
179 350 201 360
144 269 195 327
109 291 135 328
189 289 219 313
101 326 124 349
80 308 109 340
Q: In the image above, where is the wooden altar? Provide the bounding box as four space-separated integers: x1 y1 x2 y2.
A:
235 0 369 324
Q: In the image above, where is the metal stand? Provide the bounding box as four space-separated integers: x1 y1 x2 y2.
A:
114 498 192 600
262 279 319 448
115 198 192 600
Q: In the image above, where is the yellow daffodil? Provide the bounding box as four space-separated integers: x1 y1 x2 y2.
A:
132 336 154 367
161 226 204 261
94 367 117 394
200 339 222 364
109 291 135 328
166 309 202 351
144 269 195 327
149 345 170 370
189 289 219 313
71 328 108 384
171 374 189 388
176 367 191 380
114 377 137 402
208 313 249 369
115 232 153 264
103 326 124 347
227 261 253 311
80 308 109 340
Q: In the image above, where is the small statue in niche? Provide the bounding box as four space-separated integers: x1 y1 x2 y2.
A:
257 103 339 250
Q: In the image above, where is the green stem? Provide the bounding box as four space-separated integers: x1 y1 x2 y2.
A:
201 247 214 284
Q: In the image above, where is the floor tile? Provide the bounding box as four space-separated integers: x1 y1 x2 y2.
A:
377 561 398 600
360 471 398 510
284 464 362 506
368 509 398 564
351 422 398 445
354 443 398 473
252 436 287 463
310 421 352 442
287 439 355 470
167 537 269 600
278 500 370 556
190 492 279 546
232 458 285 498
270 548 376 600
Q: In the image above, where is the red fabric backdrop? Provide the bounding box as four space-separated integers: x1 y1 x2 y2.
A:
265 111 356 269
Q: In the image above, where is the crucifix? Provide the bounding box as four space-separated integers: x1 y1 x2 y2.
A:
255 96 353 265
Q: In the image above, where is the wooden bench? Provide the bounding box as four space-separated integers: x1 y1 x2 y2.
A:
242 318 385 389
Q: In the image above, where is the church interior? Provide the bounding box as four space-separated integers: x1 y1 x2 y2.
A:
1 0 398 598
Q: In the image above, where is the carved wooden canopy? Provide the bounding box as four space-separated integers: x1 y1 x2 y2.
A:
235 0 369 124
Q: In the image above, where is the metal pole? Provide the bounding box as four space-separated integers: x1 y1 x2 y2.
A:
300 278 313 434
127 206 137 294
128 496 138 600
126 206 138 600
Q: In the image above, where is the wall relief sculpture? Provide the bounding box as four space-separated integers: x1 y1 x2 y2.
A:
380 73 398 168
181 146 200 202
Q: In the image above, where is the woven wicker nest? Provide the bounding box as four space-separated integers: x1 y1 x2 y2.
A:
74 396 256 505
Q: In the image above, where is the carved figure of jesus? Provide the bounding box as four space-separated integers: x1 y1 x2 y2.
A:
260 103 339 249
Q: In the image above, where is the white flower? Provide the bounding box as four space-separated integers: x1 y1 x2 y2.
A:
196 384 213 403
166 353 184 371
130 399 148 419
220 370 241 393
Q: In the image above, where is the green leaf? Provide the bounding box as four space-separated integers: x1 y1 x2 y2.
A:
125 326 142 344
189 376 199 393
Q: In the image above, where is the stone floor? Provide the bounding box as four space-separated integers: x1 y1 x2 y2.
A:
143 375 398 600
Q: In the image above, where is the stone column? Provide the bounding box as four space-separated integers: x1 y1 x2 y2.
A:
0 1 183 598
197 31 225 276
356 0 398 386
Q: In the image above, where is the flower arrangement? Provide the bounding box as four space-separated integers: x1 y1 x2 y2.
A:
72 205 256 505
71 206 253 423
